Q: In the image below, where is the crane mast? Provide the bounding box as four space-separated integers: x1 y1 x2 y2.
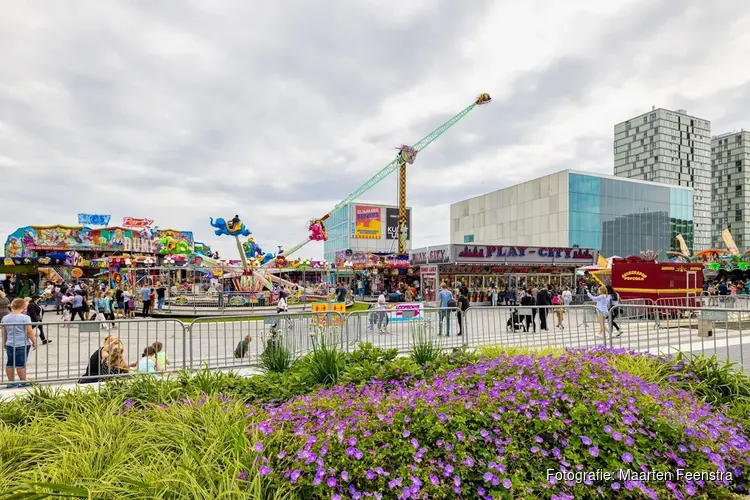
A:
269 93 491 265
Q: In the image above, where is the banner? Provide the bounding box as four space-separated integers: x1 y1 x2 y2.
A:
354 205 381 239
385 207 411 240
77 213 111 226
722 228 740 257
122 217 154 228
388 302 423 323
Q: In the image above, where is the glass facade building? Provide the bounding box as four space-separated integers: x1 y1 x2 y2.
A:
450 170 694 259
322 203 413 263
323 206 349 263
569 173 693 257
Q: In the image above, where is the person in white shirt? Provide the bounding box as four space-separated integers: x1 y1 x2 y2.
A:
276 294 288 314
586 285 611 337
562 288 572 306
371 293 388 333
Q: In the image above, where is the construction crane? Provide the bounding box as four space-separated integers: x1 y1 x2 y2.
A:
268 93 492 264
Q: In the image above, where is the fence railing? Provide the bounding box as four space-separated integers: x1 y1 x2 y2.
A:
5 300 750 387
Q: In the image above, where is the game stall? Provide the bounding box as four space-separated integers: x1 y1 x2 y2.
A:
410 244 599 305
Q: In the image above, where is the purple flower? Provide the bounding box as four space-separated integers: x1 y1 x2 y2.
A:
612 482 621 490
290 469 301 483
604 425 612 434
503 478 512 489
456 431 464 441
429 474 439 486
253 442 264 453
580 435 592 446
341 471 350 483
327 477 337 488
366 470 376 480
237 471 248 480
612 432 623 442
258 465 272 476
402 430 410 438
589 446 599 457
622 452 633 463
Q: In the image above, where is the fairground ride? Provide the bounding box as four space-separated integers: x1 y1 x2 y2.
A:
266 93 492 265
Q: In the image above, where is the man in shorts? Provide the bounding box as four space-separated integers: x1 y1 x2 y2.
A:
2 298 37 388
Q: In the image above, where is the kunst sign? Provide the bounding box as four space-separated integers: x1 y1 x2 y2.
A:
455 245 597 265
385 207 411 240
354 205 381 239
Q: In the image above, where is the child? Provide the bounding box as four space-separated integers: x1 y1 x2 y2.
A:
129 346 163 376
2 298 37 388
151 341 170 370
234 335 252 359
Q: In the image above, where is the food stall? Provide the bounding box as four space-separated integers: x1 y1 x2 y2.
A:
410 244 598 305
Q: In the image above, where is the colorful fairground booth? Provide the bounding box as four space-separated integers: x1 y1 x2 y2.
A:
334 250 412 297
409 244 598 305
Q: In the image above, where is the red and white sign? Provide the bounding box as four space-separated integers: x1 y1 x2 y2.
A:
122 217 154 228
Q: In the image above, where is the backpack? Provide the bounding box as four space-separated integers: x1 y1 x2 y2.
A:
552 295 560 305
447 298 457 308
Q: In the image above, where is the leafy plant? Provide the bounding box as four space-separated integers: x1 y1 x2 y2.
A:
410 321 442 366
304 332 345 386
670 351 750 406
260 339 294 374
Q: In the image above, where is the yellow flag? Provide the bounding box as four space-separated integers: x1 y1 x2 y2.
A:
597 255 608 268
722 228 740 257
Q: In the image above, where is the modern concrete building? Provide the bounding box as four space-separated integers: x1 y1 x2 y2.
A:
322 202 412 263
711 131 750 248
449 170 693 259
613 108 711 250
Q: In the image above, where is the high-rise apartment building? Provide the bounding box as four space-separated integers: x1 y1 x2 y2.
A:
711 131 750 248
614 108 712 250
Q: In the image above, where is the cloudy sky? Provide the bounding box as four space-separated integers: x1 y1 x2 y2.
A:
2 0 750 260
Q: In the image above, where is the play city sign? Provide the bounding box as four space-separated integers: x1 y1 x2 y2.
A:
409 245 452 265
455 245 597 265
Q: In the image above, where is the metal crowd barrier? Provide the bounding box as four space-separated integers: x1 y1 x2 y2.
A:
344 307 462 354
463 305 605 351
7 300 750 387
185 311 345 370
606 304 750 371
0 317 187 385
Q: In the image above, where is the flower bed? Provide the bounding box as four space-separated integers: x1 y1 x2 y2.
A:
243 349 750 499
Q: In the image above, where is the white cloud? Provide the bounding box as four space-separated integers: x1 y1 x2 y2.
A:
1 0 750 260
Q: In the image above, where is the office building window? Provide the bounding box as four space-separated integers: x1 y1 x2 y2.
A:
464 234 474 243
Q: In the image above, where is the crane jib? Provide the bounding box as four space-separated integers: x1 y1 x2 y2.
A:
270 95 489 264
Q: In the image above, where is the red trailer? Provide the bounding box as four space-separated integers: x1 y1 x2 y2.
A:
611 256 703 305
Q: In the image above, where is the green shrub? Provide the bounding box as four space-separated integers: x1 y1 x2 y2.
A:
478 344 564 359
304 333 345 386
670 352 750 406
410 321 442 366
260 340 294 373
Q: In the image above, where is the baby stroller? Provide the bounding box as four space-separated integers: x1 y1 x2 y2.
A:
506 308 524 332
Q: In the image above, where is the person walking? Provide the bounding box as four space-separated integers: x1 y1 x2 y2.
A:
26 296 50 345
606 285 622 337
587 285 612 337
156 283 166 311
457 287 470 337
535 285 552 332
70 291 85 321
2 298 36 388
140 285 152 317
520 290 536 333
562 287 572 306
438 282 454 337
103 291 116 328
